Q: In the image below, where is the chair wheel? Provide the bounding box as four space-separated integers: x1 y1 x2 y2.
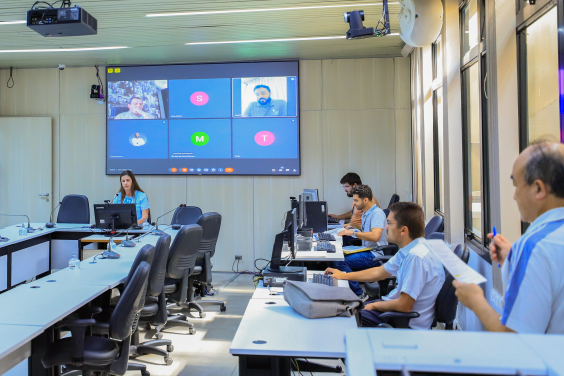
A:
189 328 196 335
336 365 343 373
165 357 173 366
167 344 174 352
220 305 226 312
156 332 163 340
199 311 206 318
145 322 152 330
142 371 150 376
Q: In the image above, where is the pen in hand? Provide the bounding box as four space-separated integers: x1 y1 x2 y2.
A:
493 226 501 268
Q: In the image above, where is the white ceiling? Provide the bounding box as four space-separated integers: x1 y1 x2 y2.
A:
0 0 405 68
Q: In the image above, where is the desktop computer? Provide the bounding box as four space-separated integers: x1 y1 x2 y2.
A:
303 188 319 201
93 203 136 236
264 231 306 287
305 201 328 233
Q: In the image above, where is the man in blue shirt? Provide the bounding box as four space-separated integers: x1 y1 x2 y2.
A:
115 97 154 120
243 85 287 117
454 141 564 334
332 184 388 300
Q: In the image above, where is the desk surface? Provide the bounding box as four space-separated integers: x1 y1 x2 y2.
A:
230 298 357 358
252 270 349 299
345 329 550 376
282 237 344 262
522 334 564 376
0 324 43 359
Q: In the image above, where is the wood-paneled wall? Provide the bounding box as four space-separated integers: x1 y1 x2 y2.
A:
0 58 411 271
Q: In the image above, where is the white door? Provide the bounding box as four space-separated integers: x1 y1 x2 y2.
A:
0 117 52 228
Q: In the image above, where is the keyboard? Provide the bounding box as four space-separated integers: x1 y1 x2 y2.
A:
328 217 340 224
316 241 336 253
312 273 337 287
317 232 336 241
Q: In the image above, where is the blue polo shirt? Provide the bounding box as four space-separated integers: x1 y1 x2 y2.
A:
352 204 387 252
500 207 564 334
112 190 150 221
243 99 287 117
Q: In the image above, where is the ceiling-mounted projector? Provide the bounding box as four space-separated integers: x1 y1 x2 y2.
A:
398 0 443 47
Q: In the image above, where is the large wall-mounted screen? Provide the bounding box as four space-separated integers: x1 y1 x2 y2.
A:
106 61 300 176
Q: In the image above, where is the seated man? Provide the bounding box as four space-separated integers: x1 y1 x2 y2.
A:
326 202 445 329
332 184 388 300
454 141 564 333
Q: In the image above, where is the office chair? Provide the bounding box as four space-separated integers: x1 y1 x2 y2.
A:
42 261 151 376
161 224 203 334
371 243 470 329
57 194 90 224
382 193 401 217
171 206 202 226
425 215 445 238
427 232 445 240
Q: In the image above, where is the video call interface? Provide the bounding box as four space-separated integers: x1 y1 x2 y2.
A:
106 61 300 175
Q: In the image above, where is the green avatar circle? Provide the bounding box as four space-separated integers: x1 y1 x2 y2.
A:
191 132 209 146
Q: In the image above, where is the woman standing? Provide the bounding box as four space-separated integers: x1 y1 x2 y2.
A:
112 170 150 225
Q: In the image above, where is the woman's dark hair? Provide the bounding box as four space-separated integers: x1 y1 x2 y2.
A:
340 172 362 186
389 202 425 240
524 141 564 198
118 170 144 203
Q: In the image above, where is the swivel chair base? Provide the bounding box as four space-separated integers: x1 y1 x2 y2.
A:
164 313 196 334
167 300 226 318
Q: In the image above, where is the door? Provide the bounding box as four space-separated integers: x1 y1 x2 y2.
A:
0 117 52 228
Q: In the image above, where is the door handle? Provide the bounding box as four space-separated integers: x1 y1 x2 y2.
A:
39 193 49 197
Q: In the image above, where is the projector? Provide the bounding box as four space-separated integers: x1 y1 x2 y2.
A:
27 6 97 37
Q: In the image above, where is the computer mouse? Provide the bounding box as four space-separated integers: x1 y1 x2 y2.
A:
172 224 181 230
132 225 143 230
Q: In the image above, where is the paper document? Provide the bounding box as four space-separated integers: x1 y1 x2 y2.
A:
427 240 487 285
342 246 372 255
324 227 344 236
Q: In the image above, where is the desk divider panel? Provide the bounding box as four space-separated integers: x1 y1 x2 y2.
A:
11 242 49 286
0 255 6 292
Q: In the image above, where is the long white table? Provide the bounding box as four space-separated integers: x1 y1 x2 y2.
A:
281 236 344 262
0 325 45 376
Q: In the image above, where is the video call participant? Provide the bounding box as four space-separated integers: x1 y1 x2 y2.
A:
326 202 445 328
132 133 145 146
243 84 287 117
332 185 388 300
112 170 150 225
454 141 564 334
115 97 154 120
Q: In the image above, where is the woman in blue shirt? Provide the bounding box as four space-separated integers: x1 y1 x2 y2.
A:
111 170 150 225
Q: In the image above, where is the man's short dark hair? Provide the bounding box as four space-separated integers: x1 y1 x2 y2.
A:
129 96 142 104
524 141 564 198
351 184 373 201
340 172 362 186
389 202 425 240
254 84 271 92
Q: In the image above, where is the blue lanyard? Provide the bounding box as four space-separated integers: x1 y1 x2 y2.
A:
361 204 378 232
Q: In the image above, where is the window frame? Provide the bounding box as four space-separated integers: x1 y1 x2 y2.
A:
432 35 444 216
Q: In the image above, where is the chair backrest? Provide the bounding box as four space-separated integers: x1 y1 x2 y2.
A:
171 206 202 225
147 233 171 297
110 261 151 340
383 208 390 218
427 232 445 241
387 194 400 208
453 244 470 264
123 244 155 288
166 224 203 280
434 244 470 326
425 215 445 238
57 194 90 223
196 212 222 257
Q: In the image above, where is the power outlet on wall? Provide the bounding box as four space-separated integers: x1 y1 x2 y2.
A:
235 255 243 260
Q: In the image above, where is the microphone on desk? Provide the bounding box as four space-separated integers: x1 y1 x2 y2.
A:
45 201 62 228
171 204 186 230
121 224 136 247
0 214 34 233
104 193 120 205
152 205 182 235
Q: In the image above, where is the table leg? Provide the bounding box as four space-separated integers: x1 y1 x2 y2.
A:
238 355 291 376
29 326 54 376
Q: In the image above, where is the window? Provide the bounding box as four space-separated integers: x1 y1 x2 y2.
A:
432 36 445 214
518 7 561 149
461 0 490 245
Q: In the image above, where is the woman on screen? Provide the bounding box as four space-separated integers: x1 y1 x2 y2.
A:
112 170 150 225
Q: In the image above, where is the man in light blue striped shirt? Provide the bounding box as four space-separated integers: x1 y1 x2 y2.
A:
454 141 564 334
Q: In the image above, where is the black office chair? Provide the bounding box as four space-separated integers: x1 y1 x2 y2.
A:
425 215 445 238
426 232 445 240
382 193 400 217
161 224 203 335
371 243 470 329
57 194 90 224
171 206 202 226
188 212 225 317
42 261 151 376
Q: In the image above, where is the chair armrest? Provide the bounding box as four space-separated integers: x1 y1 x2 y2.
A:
75 306 103 318
55 318 96 363
379 311 420 329
373 255 392 264
374 244 399 256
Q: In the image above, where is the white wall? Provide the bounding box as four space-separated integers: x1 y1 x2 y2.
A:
0 58 412 271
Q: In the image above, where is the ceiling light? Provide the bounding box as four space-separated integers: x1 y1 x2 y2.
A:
148 3 398 18
186 36 346 45
0 20 26 25
0 46 128 53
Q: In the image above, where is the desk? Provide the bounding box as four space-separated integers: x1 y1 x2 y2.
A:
281 237 344 262
345 329 559 376
252 270 349 300
0 325 44 375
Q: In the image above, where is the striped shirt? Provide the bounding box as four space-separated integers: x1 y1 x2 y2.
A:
500 207 564 334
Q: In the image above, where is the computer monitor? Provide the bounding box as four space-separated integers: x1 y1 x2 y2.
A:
267 229 302 274
93 203 136 236
298 194 307 230
283 208 298 258
303 189 319 201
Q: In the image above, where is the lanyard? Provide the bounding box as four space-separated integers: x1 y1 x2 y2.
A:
361 204 378 233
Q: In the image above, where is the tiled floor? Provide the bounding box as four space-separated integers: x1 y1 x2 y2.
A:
124 272 347 376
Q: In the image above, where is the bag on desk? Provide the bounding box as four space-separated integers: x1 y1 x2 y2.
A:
283 280 362 319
